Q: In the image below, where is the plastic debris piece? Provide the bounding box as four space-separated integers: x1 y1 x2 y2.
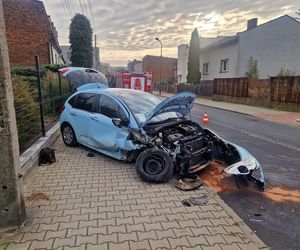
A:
181 193 213 206
175 178 203 191
87 152 95 157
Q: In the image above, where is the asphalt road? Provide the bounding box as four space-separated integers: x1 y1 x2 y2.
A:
190 104 300 250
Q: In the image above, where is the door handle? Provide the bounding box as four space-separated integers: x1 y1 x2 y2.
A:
70 112 77 116
90 116 99 121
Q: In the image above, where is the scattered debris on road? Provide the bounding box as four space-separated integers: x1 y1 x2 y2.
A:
181 194 213 206
199 161 300 203
175 177 203 191
199 161 234 192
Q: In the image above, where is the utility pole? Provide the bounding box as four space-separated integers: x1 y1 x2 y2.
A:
155 37 162 95
0 0 26 229
94 34 100 70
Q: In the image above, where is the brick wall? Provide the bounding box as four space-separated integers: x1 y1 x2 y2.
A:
142 55 177 84
3 0 51 67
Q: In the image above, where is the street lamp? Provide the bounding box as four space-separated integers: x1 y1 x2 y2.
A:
155 37 162 95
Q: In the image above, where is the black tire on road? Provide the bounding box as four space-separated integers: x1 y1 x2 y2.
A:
61 123 78 147
135 148 174 183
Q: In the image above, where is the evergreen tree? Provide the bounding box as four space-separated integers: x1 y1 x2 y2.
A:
69 14 93 68
187 28 201 84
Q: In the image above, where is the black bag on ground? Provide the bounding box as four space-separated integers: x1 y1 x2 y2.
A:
39 147 56 166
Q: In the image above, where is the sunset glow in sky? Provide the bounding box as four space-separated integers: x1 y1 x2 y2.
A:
42 0 299 66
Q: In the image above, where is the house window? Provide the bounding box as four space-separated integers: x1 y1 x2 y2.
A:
203 63 209 75
220 59 229 73
67 52 71 59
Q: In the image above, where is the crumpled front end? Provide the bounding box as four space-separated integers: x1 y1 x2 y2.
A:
223 143 265 190
204 128 265 190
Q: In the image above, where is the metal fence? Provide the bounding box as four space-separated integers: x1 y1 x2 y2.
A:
12 56 71 153
213 78 249 97
153 77 300 106
270 76 300 103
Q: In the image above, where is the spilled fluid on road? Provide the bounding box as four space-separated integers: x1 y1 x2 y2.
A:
200 161 300 202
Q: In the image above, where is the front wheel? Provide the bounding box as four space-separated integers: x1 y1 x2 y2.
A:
61 124 78 147
135 148 174 183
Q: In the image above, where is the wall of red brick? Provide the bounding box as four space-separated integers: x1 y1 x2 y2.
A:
3 0 51 67
142 55 177 84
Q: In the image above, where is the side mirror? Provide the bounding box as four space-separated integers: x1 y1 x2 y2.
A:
112 118 122 127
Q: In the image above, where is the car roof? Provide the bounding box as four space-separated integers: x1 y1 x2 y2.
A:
76 88 149 97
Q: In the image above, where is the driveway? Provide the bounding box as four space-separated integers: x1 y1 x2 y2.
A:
1 138 266 250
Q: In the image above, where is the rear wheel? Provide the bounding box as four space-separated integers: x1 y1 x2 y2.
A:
135 148 174 183
61 124 77 147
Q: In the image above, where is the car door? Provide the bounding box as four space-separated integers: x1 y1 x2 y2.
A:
88 94 130 152
70 92 97 145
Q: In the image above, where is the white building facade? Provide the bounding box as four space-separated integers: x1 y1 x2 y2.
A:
178 15 300 83
177 37 229 83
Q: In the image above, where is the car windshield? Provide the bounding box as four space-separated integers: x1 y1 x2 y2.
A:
111 90 180 124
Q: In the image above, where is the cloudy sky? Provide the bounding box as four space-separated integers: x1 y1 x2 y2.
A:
42 0 299 66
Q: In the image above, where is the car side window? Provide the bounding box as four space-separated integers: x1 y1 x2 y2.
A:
100 95 128 121
68 96 76 107
73 93 97 112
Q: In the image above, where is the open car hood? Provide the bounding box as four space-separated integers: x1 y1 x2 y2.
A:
142 92 196 126
59 67 108 90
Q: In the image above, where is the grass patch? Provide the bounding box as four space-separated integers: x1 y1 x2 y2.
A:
0 239 11 250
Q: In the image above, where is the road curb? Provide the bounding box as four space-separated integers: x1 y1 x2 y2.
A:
213 194 269 249
20 122 60 178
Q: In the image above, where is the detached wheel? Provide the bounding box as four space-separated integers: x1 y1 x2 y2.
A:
61 124 77 147
135 148 174 183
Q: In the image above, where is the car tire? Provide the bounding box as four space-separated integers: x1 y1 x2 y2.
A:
61 123 78 147
135 148 174 183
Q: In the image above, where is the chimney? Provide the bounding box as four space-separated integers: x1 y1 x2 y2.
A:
247 18 258 30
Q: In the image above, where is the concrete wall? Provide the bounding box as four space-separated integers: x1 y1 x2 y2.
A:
200 42 239 81
61 46 72 66
238 16 300 78
177 44 189 83
49 44 64 65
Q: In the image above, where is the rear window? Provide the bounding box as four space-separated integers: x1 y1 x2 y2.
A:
73 93 97 112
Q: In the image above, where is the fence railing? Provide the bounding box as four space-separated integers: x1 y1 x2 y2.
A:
154 76 300 104
11 56 71 153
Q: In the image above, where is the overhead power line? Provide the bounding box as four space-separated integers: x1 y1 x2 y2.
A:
66 0 75 15
61 0 68 16
78 0 85 15
82 0 88 17
87 0 95 29
63 0 71 16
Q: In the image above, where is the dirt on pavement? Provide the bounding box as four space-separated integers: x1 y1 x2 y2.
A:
200 161 300 203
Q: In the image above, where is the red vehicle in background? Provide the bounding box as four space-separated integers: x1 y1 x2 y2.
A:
111 72 153 92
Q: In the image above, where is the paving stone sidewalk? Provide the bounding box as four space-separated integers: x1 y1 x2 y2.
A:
0 138 267 250
154 91 300 128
